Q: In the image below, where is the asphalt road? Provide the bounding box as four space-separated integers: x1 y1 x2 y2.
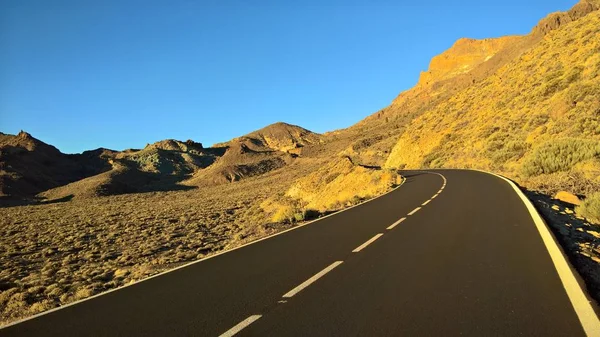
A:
1 170 590 336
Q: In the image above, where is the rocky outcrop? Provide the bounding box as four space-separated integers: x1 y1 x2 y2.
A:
0 132 111 197
416 36 521 88
533 0 599 36
217 122 322 153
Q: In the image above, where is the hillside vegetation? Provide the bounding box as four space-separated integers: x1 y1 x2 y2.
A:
261 156 401 223
385 6 600 197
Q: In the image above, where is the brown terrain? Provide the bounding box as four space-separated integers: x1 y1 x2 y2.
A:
1 0 600 326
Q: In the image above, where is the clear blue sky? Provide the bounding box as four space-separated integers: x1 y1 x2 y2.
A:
1 0 575 153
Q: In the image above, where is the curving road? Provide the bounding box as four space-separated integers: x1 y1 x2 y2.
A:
1 170 595 336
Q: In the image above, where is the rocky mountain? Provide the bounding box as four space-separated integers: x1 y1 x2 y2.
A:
0 131 111 198
215 122 322 153
416 36 522 89
4 1 599 202
382 0 600 195
185 123 321 185
0 123 322 202
316 0 598 197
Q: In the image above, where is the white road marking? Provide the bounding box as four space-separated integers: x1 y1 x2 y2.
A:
438 189 443 193
407 207 421 216
352 234 384 252
387 217 406 230
282 261 343 298
422 200 431 206
219 315 262 337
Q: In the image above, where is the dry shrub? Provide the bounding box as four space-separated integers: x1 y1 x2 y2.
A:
286 157 399 212
577 193 600 224
521 138 600 177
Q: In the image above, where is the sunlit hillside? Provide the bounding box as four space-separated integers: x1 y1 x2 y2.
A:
385 6 600 196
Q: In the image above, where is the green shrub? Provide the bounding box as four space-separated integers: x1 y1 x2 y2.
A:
576 116 600 136
421 147 448 168
293 212 305 222
524 114 550 130
521 138 600 177
488 140 529 164
577 192 600 224
271 205 296 223
563 66 583 84
565 83 599 103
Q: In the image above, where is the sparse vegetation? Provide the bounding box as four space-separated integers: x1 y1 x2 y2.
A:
284 157 400 212
260 157 401 225
521 138 600 177
386 10 600 196
578 193 600 224
0 148 400 326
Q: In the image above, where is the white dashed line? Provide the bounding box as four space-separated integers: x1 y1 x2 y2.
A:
407 207 421 216
219 315 262 337
352 234 384 252
422 200 431 206
387 217 406 230
438 189 443 193
282 261 343 298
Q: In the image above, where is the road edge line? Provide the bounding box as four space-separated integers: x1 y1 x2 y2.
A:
480 170 600 336
0 176 407 329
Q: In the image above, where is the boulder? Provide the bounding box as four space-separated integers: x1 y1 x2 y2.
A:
554 191 582 206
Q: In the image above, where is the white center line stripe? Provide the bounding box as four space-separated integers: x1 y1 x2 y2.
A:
387 217 406 230
219 315 262 337
407 207 421 216
422 200 431 206
282 261 343 298
438 189 443 193
352 234 384 252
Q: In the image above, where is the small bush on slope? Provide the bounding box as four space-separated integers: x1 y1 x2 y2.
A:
577 192 600 224
521 138 600 177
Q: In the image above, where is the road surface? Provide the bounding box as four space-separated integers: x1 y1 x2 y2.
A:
1 170 594 336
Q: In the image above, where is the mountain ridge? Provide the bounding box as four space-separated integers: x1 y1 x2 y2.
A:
0 123 321 201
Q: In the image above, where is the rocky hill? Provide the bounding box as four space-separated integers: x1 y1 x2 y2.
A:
383 1 600 196
0 131 111 198
416 36 522 89
215 122 322 153
0 123 323 202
